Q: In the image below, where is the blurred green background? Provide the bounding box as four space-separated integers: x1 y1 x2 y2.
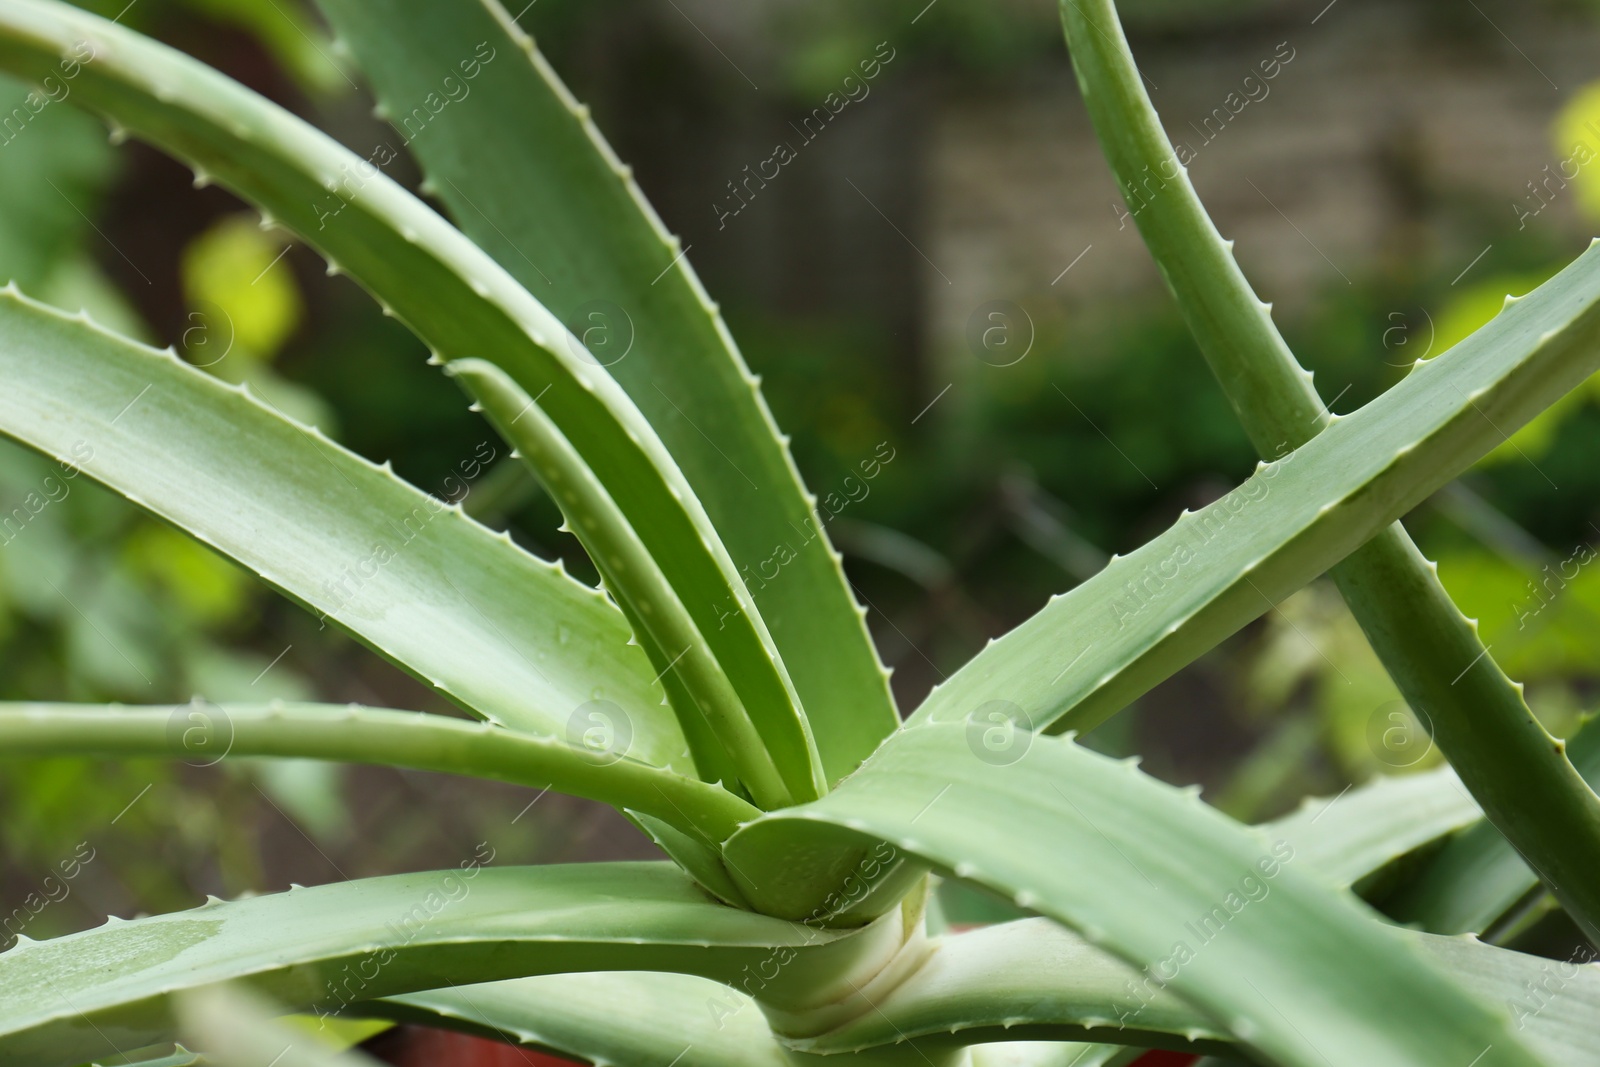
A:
5 0 1600 943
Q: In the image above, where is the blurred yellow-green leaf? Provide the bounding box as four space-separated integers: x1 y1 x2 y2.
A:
181 214 302 366
1434 548 1600 693
1555 79 1600 221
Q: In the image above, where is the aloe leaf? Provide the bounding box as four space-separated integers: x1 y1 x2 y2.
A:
1058 0 1600 943
367 972 797 1067
727 724 1545 1067
371 971 1101 1067
176 986 383 1067
451 358 788 805
1265 766 1480 889
0 863 901 1067
0 288 692 770
1421 933 1600 1061
0 703 756 842
1391 713 1600 935
930 762 1485 931
908 239 1600 757
791 917 1600 1066
0 0 823 806
311 0 900 788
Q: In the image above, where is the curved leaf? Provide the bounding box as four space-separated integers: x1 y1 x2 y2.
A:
726 724 1544 1067
312 0 900 788
0 703 756 842
1265 766 1480 889
0 863 898 1067
0 0 822 806
0 288 686 767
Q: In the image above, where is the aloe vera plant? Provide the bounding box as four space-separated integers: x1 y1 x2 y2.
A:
4 0 1600 1064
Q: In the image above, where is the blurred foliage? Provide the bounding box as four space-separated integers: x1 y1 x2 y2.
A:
0 76 110 291
182 215 302 361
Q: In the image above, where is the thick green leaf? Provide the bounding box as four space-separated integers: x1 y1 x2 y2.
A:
452 358 784 804
727 724 1545 1067
0 703 756 842
1058 0 1600 944
0 863 901 1067
312 0 900 789
793 918 1600 1066
0 289 688 767
1421 933 1600 1061
910 240 1600 756
1265 766 1480 889
0 0 823 806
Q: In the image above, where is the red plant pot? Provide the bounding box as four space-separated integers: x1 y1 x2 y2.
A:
362 1025 583 1066
1129 1052 1199 1067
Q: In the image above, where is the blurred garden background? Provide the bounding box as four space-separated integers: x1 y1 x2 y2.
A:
6 0 1600 946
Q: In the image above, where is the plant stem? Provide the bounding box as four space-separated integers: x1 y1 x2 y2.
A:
1059 0 1600 943
0 703 757 843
